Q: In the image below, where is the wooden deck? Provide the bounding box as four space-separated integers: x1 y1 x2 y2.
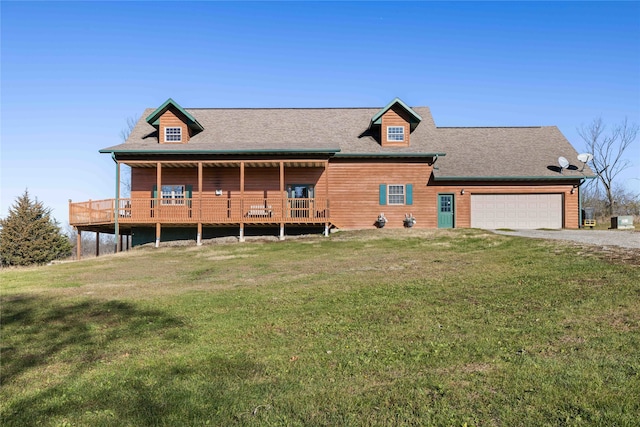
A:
69 197 330 227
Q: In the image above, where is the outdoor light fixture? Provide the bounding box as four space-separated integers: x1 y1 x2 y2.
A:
460 189 465 195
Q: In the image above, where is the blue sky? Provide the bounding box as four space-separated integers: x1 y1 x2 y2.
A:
2 1 639 225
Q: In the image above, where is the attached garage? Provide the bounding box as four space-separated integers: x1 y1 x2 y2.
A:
471 194 563 229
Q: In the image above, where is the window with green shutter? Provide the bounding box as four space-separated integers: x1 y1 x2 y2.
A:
380 183 413 205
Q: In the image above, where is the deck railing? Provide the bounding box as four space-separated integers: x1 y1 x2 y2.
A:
70 197 329 226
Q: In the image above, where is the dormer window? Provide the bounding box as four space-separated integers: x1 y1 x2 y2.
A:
146 98 204 144
371 98 422 147
387 126 405 142
165 127 182 142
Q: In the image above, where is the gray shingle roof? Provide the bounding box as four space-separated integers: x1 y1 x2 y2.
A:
432 126 594 179
101 105 593 179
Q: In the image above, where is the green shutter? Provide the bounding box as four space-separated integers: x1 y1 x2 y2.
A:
152 185 157 198
186 185 193 208
379 184 387 205
406 184 413 205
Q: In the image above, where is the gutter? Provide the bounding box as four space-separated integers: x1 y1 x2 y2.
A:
334 152 446 158
100 148 342 155
433 175 595 182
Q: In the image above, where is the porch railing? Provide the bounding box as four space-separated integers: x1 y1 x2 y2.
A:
70 197 330 226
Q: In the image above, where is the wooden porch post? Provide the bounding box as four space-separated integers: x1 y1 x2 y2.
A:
197 162 203 245
156 162 162 247
279 161 285 240
76 229 82 260
95 231 100 257
239 161 245 242
325 160 330 237
156 161 162 209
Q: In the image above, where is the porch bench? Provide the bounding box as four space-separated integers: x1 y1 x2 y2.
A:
246 205 273 217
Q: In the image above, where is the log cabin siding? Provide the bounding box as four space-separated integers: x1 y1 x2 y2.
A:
131 167 198 198
159 110 189 144
327 159 434 228
131 164 328 200
284 167 327 191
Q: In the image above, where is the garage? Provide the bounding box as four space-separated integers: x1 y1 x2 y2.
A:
471 194 563 229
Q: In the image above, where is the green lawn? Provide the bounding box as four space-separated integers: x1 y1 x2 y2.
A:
1 229 639 426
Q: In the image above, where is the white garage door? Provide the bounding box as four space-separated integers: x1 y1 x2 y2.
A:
471 194 563 229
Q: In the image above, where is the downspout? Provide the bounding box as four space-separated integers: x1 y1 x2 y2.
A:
578 178 585 229
431 154 439 170
112 153 120 252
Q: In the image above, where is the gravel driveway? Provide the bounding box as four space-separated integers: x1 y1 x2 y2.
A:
492 229 640 250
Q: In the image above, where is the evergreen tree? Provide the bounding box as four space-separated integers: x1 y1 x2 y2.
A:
0 190 72 266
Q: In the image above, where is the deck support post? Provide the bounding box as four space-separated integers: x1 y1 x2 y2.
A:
239 161 245 242
280 224 285 241
95 231 100 257
155 223 161 248
324 223 329 237
114 157 121 253
76 229 82 260
197 223 202 246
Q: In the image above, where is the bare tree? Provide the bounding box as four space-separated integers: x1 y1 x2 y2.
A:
119 116 138 198
578 117 639 216
119 116 138 142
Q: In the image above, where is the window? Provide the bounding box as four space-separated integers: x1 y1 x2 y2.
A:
165 127 182 142
387 126 404 142
388 185 405 205
379 184 413 206
161 185 185 205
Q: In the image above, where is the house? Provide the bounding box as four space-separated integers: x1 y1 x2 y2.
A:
69 98 593 256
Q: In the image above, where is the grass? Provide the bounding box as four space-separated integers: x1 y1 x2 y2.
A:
1 228 639 426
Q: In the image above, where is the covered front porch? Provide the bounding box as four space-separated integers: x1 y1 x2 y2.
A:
69 158 333 257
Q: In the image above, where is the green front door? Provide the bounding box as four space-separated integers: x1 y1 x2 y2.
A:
438 194 454 228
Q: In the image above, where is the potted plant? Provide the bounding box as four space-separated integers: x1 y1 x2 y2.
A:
404 213 416 228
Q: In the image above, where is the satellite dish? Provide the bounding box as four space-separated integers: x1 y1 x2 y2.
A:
558 156 569 172
577 153 593 163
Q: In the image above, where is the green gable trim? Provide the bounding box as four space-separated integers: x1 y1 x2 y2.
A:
145 98 205 132
370 97 423 131
100 148 341 155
